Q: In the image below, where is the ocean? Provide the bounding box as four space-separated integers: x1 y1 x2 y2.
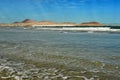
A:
0 27 120 80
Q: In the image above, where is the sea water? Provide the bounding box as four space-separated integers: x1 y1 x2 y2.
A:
0 27 120 80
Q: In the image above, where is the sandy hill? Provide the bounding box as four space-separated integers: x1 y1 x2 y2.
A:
78 22 104 26
38 21 57 25
22 19 37 23
0 19 105 27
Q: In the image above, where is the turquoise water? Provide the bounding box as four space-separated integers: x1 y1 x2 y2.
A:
0 27 120 80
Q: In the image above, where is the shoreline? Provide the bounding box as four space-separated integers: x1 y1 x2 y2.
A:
0 25 120 27
34 27 120 32
0 26 120 33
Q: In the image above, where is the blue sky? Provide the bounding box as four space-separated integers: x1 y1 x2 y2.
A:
0 0 120 23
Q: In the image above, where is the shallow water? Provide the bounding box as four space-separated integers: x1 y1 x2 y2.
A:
0 27 120 80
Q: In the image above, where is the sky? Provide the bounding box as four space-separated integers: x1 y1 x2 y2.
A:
0 0 120 23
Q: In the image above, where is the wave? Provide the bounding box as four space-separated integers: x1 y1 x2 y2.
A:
35 27 120 32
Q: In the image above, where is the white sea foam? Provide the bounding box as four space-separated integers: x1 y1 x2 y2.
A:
35 27 120 32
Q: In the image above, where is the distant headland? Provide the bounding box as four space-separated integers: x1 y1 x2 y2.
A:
0 19 117 27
